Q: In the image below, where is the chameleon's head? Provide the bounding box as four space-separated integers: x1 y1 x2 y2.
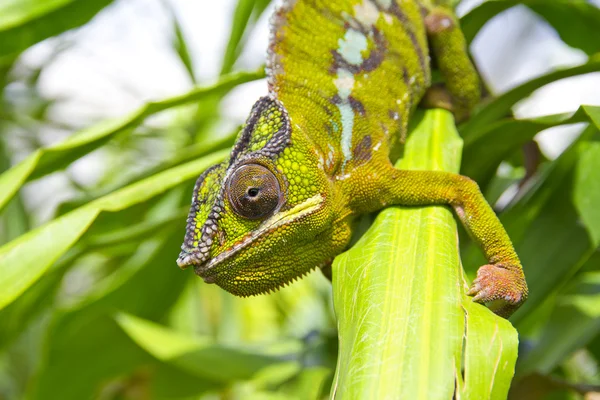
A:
177 96 340 295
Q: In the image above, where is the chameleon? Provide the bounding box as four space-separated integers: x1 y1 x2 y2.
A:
177 0 528 317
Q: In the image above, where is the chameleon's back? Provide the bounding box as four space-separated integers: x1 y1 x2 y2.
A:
268 0 432 174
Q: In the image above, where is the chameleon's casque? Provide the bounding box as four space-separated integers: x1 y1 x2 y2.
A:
177 0 527 317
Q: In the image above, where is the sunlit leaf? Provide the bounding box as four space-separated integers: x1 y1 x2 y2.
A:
0 70 264 214
0 0 114 62
574 142 600 247
0 149 228 311
331 110 517 399
459 300 519 399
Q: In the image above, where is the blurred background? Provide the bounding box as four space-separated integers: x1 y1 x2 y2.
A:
1 0 600 399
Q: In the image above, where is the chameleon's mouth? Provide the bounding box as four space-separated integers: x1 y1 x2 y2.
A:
179 194 324 281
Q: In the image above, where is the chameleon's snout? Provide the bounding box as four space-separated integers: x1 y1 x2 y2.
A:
177 249 218 283
176 250 208 270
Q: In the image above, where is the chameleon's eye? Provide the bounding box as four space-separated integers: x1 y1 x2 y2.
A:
226 164 282 219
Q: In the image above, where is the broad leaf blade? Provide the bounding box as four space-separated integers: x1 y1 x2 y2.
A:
331 110 517 399
460 299 519 400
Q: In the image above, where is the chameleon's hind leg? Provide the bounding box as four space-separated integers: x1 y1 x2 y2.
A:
422 7 481 121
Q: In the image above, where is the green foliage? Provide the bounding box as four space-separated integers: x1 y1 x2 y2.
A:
461 0 600 55
0 0 115 64
332 110 517 399
1 0 600 399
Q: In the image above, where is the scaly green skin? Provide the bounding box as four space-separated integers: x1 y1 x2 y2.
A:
177 0 527 317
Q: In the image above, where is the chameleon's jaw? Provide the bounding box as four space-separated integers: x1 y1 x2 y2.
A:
181 193 325 282
176 251 208 270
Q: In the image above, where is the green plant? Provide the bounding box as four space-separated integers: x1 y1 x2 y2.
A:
1 1 600 399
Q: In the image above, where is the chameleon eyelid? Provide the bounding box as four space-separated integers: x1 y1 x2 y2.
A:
226 163 283 220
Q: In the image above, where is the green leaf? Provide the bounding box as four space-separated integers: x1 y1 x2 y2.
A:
0 149 228 311
517 271 600 376
461 0 600 55
460 0 516 43
459 57 600 140
0 0 113 62
574 142 600 247
56 130 236 215
331 110 517 399
29 233 189 400
459 300 519 399
475 126 599 325
529 1 600 56
220 0 271 75
151 362 220 399
116 312 292 382
0 70 264 214
462 105 600 186
161 0 197 83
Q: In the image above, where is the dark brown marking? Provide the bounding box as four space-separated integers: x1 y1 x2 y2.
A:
387 2 427 75
348 96 366 116
353 135 372 166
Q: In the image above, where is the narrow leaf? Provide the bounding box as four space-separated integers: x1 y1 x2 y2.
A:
116 312 291 382
29 233 188 400
0 69 264 214
461 0 600 55
517 271 600 376
529 1 600 56
221 0 256 75
462 105 600 186
0 149 229 310
459 57 600 139
460 0 516 43
220 0 271 75
574 142 600 247
0 0 113 62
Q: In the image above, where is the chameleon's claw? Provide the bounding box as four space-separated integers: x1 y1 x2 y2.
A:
468 264 527 318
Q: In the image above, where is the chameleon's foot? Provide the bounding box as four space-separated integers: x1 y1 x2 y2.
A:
468 264 527 318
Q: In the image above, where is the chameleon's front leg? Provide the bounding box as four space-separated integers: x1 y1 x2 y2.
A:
422 6 481 121
379 168 528 317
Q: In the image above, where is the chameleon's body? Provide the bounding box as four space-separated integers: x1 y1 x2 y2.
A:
178 0 528 317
